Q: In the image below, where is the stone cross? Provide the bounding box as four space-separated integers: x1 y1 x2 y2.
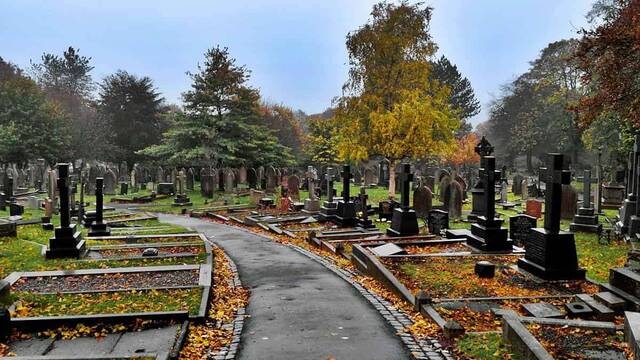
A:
325 167 334 202
540 154 571 233
95 177 104 224
583 169 592 209
481 156 500 221
596 147 602 213
359 186 369 221
398 163 413 209
57 163 71 229
306 166 318 200
341 165 352 200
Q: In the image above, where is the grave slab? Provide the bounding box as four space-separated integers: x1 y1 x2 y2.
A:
522 302 563 318
370 243 407 257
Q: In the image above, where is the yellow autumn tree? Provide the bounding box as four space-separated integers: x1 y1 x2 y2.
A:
334 1 460 198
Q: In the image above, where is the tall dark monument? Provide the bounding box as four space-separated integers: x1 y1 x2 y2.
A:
46 163 86 259
518 154 586 280
88 177 111 237
319 167 337 221
619 135 640 233
387 163 419 236
470 136 494 221
335 165 356 226
570 169 601 233
466 156 512 251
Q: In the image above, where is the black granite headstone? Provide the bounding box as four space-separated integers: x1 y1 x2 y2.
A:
387 163 419 236
46 163 85 259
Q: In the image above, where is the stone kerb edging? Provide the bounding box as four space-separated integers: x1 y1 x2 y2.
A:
209 243 246 360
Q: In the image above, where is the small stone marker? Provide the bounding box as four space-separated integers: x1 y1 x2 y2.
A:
525 199 543 218
595 291 626 311
370 243 407 257
521 302 563 318
142 248 159 257
474 261 495 278
509 214 537 246
576 293 615 321
564 301 593 318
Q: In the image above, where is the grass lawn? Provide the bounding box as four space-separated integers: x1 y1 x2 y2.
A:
456 332 520 360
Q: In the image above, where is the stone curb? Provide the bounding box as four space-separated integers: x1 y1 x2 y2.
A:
210 243 246 360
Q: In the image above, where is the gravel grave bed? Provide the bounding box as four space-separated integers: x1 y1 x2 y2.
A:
12 269 200 293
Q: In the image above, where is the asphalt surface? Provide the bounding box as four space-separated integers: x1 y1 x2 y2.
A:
158 213 410 360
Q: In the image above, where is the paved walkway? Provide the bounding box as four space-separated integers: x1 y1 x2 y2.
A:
158 214 410 360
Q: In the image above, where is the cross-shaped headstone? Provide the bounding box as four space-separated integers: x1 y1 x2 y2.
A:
631 134 640 200
325 167 334 202
57 163 71 229
540 154 571 233
341 165 352 200
95 177 104 224
582 169 592 209
359 186 369 222
481 156 500 221
398 163 413 209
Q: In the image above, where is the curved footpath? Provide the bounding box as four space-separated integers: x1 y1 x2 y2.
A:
158 213 410 360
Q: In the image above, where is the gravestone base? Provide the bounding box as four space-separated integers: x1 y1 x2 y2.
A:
334 201 356 227
517 228 585 280
570 207 602 233
466 217 512 252
88 222 111 237
628 216 640 239
46 224 86 259
358 217 376 229
172 194 192 207
318 202 337 221
303 198 321 212
387 207 419 237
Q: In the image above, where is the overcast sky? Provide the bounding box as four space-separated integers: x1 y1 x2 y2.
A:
1 0 592 126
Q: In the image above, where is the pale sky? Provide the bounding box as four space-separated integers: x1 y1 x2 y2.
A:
1 0 592 125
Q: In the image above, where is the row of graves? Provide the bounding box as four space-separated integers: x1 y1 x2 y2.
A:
346 155 640 359
198 149 640 359
0 163 218 359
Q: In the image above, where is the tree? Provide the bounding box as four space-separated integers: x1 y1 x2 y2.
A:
30 46 99 160
0 69 70 163
140 46 294 167
334 1 459 198
573 0 640 129
431 55 480 137
444 133 480 170
259 103 305 160
98 70 165 164
304 115 339 166
0 57 23 82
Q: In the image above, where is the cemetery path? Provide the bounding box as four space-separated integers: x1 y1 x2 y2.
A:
157 214 410 360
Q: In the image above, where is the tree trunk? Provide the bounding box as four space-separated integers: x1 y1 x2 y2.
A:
388 159 396 200
526 150 533 174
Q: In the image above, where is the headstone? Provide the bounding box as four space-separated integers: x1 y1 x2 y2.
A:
466 156 512 251
521 178 529 199
287 175 301 201
364 167 376 186
46 163 85 259
561 184 578 220
413 185 433 218
200 171 215 198
500 181 508 203
335 165 356 226
157 183 175 195
319 167 337 220
571 169 602 233
619 136 640 234
512 174 524 195
526 199 543 218
186 168 195 191
247 168 258 189
509 214 537 246
173 170 192 206
445 180 463 219
304 166 320 212
378 159 389 187
388 163 419 236
88 178 111 236
357 186 375 229
517 153 586 280
265 166 277 193
104 169 117 195
224 170 235 194
428 209 449 235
